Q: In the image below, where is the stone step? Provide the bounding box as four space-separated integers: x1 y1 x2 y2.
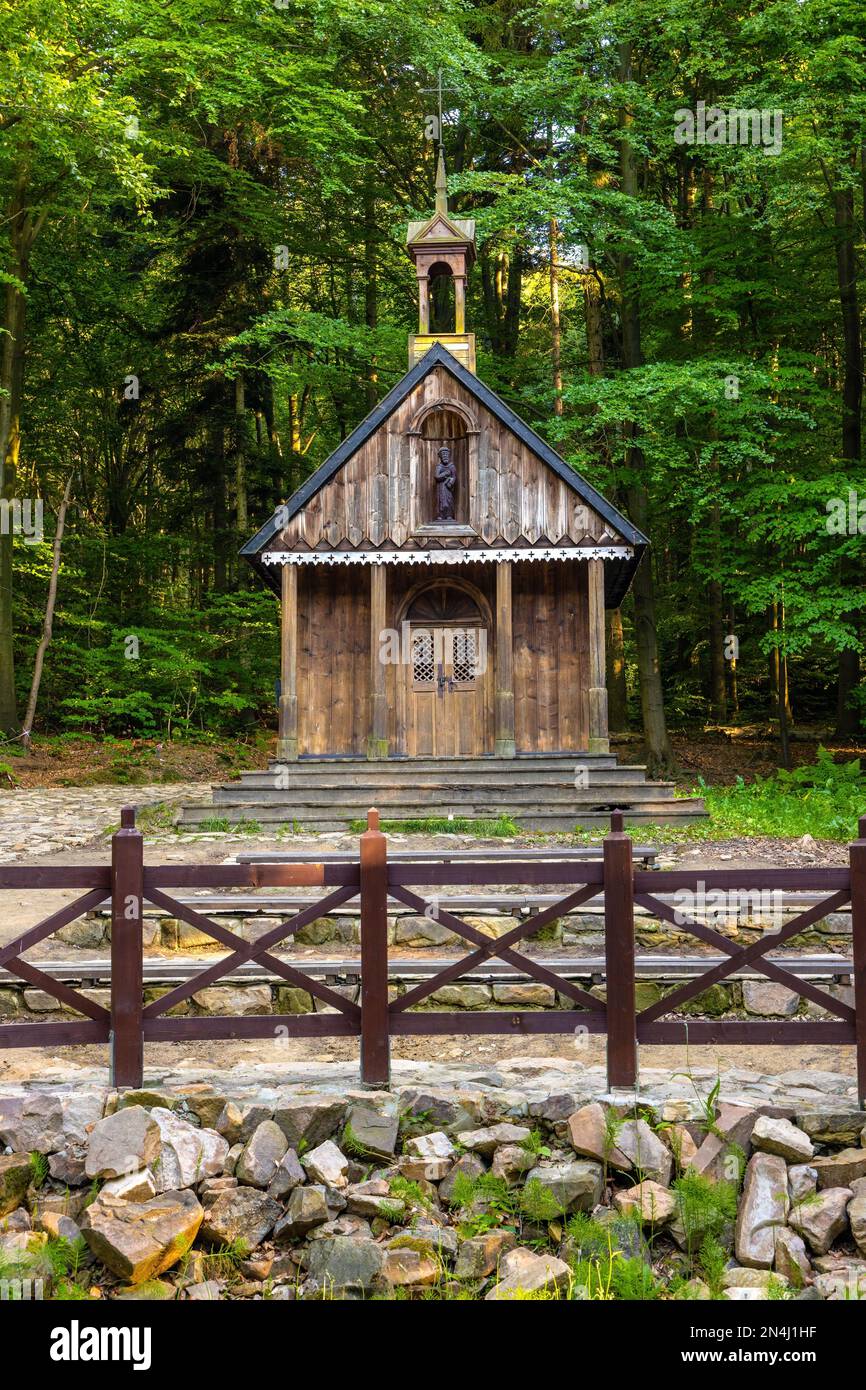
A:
233 754 625 778
209 781 680 807
226 766 654 790
178 799 707 831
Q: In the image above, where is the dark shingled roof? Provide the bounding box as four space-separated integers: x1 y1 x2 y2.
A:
241 342 648 607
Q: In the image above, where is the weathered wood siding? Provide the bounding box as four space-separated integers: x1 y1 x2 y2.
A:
295 559 590 757
513 560 589 753
267 364 620 554
297 568 370 755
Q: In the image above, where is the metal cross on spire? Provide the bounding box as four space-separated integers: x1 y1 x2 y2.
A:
421 68 460 147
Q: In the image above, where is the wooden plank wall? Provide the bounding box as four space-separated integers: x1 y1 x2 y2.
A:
513 560 588 753
297 568 370 755
269 365 619 554
294 558 590 757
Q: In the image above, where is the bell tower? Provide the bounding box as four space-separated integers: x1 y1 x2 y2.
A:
406 146 477 372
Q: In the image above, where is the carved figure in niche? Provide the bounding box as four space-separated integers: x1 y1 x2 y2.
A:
434 445 457 521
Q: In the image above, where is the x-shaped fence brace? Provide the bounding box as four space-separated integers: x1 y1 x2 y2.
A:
0 888 111 1024
140 885 363 1022
634 887 855 1026
386 883 607 1013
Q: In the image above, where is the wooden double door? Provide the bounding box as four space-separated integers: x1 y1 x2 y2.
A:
397 582 492 757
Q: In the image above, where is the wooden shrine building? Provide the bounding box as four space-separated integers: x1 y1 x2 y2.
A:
182 152 705 830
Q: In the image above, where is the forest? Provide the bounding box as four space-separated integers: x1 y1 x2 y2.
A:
1 0 865 779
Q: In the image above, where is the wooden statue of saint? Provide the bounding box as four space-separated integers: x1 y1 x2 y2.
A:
434 445 457 521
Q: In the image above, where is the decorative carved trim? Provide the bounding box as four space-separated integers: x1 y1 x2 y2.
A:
262 545 634 567
406 396 480 436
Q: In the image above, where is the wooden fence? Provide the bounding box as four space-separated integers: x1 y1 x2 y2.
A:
0 808 864 1101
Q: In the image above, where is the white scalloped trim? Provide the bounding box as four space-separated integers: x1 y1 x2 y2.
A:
261 546 633 567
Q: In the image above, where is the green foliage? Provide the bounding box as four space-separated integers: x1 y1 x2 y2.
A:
672 1169 739 1255
28 1152 49 1188
699 750 866 841
348 816 520 837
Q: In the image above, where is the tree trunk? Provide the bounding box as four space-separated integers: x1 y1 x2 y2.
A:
22 475 73 746
549 217 563 416
618 41 675 778
0 172 33 736
606 607 628 732
364 175 378 412
833 179 863 736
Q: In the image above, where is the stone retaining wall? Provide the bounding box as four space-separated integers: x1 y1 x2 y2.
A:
1 1075 863 1302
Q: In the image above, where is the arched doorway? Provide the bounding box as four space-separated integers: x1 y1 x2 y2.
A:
397 579 492 757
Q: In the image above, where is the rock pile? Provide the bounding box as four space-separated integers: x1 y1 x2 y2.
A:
1 1086 864 1301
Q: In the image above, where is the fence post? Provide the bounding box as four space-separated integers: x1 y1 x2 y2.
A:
850 815 866 1109
360 807 390 1088
110 806 144 1089
604 809 637 1091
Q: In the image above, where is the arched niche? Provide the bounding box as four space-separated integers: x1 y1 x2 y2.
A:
408 402 478 534
428 261 455 333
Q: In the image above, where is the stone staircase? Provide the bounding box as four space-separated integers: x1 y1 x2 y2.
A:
178 754 707 833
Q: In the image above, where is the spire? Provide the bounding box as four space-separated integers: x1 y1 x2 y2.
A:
435 144 448 217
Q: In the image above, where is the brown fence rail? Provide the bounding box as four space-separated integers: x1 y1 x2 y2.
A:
0 807 864 1103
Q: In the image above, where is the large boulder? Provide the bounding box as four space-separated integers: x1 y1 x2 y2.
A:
790 1188 852 1255
273 1186 329 1241
459 1124 530 1157
199 1188 281 1249
454 1231 516 1280
525 1161 603 1214
235 1121 288 1189
774 1227 811 1285
566 1103 630 1169
0 1093 103 1154
615 1119 672 1186
85 1106 161 1180
344 1103 399 1159
811 1149 866 1190
734 1152 789 1269
304 1140 349 1189
687 1103 757 1183
147 1109 227 1193
306 1236 384 1295
751 1115 814 1164
485 1247 571 1300
613 1180 676 1226
273 1097 346 1152
0 1154 31 1217
796 1112 866 1147
849 1194 866 1255
81 1189 203 1285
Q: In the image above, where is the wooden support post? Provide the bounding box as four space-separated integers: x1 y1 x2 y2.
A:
360 808 390 1087
604 809 637 1090
850 815 866 1108
368 563 388 759
278 564 299 762
110 806 144 1089
455 275 466 333
588 558 609 754
495 561 515 757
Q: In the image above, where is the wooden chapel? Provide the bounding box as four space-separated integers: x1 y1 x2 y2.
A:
189 149 706 830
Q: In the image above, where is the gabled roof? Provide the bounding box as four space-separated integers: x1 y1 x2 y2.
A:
406 211 476 246
241 343 648 607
